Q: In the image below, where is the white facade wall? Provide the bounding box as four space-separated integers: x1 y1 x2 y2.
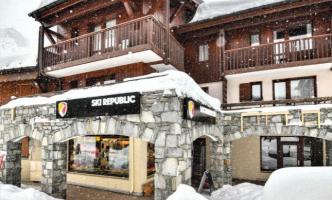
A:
226 63 332 104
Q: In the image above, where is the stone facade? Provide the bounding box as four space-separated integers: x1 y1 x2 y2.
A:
0 90 224 200
222 107 332 183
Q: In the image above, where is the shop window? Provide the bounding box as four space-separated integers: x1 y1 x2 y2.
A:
239 82 262 102
147 143 155 176
198 44 209 62
250 33 260 46
273 77 316 100
68 136 129 177
21 137 29 158
261 136 323 172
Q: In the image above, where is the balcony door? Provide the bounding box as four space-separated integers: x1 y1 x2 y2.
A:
92 25 102 54
105 20 116 50
273 30 286 64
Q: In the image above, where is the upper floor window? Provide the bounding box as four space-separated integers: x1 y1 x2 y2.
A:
105 20 116 49
239 82 262 102
250 33 260 46
273 77 316 100
198 44 209 62
93 25 102 52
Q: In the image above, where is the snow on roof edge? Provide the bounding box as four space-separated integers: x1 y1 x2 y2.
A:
0 70 221 112
188 0 291 25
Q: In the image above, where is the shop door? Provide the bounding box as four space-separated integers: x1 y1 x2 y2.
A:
192 138 206 188
281 143 300 167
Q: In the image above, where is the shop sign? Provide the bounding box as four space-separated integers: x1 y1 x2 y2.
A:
183 98 217 123
56 92 140 118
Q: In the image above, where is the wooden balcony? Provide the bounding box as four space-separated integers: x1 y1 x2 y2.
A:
42 16 184 77
224 34 332 74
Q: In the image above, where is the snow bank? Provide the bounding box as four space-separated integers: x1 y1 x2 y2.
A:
0 0 41 70
264 167 332 200
38 0 59 9
191 0 285 22
0 70 221 111
0 182 61 200
167 184 207 200
211 183 263 200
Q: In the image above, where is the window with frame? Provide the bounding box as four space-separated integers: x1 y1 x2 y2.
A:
273 77 316 100
68 135 129 177
198 44 209 62
250 33 260 46
239 82 262 102
261 136 323 171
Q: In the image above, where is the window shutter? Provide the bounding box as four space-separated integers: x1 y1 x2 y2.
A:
239 83 251 102
21 137 29 158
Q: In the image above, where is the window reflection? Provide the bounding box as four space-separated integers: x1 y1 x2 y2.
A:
69 136 129 177
291 78 315 99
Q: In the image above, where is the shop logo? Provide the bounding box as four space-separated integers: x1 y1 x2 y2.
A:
58 102 68 117
188 100 195 119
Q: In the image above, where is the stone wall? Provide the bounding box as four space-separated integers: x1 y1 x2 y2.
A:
0 90 224 200
222 107 332 183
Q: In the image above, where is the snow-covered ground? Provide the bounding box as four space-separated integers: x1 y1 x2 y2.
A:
168 167 332 200
0 182 61 200
211 183 263 200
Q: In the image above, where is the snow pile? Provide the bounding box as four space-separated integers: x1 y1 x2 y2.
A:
0 0 41 70
264 167 332 200
0 182 62 200
191 0 285 22
167 184 207 200
211 183 263 200
0 70 221 111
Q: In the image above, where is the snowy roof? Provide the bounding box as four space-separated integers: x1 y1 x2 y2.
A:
0 70 221 111
0 0 41 71
191 0 287 23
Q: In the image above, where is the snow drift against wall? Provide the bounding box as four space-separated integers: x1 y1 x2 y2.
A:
191 0 286 22
0 0 41 70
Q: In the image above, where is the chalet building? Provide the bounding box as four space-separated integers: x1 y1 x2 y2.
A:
1 0 332 200
177 0 332 184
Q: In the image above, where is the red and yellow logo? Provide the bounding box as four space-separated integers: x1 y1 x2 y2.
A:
188 100 195 119
57 102 68 117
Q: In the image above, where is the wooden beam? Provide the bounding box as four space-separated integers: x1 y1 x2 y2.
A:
36 0 84 20
45 29 56 45
44 0 119 27
46 28 65 40
170 2 186 23
148 0 163 15
122 0 134 19
38 26 45 71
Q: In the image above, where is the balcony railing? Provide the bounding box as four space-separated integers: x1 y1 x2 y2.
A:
42 16 184 70
224 34 332 74
222 97 332 110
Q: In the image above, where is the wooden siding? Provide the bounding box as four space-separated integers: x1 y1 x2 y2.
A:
61 63 155 90
0 80 40 105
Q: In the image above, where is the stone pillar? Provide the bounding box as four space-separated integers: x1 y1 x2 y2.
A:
222 141 232 185
41 142 67 199
209 139 224 188
4 141 21 187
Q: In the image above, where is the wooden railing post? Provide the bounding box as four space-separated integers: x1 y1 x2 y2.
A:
38 26 45 71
